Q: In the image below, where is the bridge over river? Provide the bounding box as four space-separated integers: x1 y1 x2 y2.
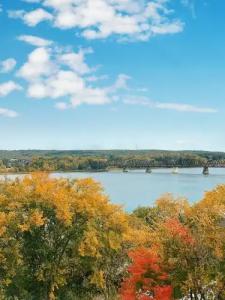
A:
120 161 225 175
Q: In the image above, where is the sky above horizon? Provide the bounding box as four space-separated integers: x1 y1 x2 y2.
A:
0 0 225 151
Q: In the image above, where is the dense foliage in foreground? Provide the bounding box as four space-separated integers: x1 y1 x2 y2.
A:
0 174 224 299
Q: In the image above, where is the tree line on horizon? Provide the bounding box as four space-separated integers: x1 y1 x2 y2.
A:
1 150 225 173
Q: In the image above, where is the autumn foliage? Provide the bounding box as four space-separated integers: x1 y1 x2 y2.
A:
0 174 224 299
130 192 225 300
162 218 195 245
0 173 149 299
120 248 172 300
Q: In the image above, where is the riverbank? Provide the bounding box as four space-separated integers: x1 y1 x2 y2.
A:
0 166 215 175
0 169 109 175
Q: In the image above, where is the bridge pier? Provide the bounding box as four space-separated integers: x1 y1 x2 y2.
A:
203 166 209 175
146 167 152 173
172 167 179 174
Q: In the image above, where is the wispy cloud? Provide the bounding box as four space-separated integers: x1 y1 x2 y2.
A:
9 8 53 26
0 108 18 118
12 36 217 114
124 96 217 113
181 0 196 18
18 35 53 47
0 58 17 73
0 81 23 97
9 0 184 41
155 102 216 113
54 102 70 110
17 41 129 108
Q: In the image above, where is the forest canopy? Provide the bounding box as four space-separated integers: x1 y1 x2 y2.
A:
0 173 224 299
1 150 225 173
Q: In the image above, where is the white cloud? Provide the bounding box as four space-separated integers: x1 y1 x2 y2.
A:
9 0 184 41
124 96 149 106
155 102 217 113
9 8 53 26
124 96 217 113
17 44 126 108
0 108 18 118
27 70 85 99
151 21 184 35
0 58 17 73
18 35 53 47
71 87 110 107
19 45 212 113
55 102 70 110
58 48 92 75
86 74 108 82
23 8 53 26
113 74 131 90
16 36 211 114
0 81 22 97
17 47 54 81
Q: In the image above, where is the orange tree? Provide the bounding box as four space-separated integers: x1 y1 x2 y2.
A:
0 173 149 300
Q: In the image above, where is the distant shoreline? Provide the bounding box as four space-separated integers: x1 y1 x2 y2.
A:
0 166 222 176
0 169 111 175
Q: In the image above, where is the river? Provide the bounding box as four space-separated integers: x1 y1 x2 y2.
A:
1 168 225 211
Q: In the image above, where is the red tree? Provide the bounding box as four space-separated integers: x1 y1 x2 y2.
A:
120 248 172 300
163 218 195 245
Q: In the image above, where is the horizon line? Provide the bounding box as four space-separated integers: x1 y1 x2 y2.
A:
0 149 225 153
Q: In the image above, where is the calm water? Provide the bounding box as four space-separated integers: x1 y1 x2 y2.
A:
1 168 225 211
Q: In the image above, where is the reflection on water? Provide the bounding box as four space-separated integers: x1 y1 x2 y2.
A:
1 168 225 211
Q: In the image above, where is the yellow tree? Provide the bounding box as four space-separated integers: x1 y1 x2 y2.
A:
0 173 149 300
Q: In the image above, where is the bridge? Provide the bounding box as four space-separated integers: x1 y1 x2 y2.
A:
120 161 225 175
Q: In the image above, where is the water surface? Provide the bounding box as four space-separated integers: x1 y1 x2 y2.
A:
2 168 225 211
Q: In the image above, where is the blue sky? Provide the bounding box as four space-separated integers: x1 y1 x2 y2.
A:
0 0 224 150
